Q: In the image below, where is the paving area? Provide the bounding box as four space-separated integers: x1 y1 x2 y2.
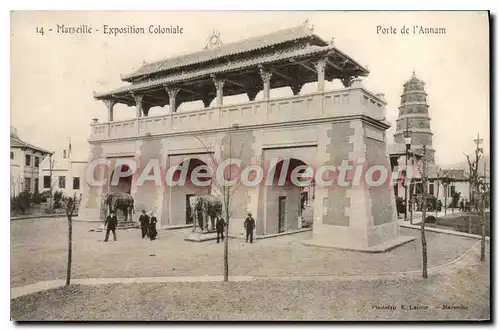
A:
11 242 490 320
12 217 482 287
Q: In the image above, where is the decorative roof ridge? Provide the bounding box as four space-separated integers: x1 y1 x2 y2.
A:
121 23 321 81
95 44 338 98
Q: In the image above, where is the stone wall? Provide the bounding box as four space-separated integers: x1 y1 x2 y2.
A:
322 121 355 226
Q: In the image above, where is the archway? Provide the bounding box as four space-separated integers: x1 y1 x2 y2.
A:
168 157 213 225
109 164 133 194
265 158 311 234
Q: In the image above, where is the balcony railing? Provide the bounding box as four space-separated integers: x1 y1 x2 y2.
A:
89 85 386 141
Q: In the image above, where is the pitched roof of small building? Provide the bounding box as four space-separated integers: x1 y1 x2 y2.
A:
441 169 467 180
388 143 424 157
10 134 52 155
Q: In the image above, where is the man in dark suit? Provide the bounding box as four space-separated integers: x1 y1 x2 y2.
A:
244 213 255 243
149 211 158 241
216 216 226 243
104 212 118 242
139 210 150 239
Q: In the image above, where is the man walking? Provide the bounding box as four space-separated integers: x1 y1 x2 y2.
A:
139 210 150 239
244 213 255 243
149 211 158 241
104 212 118 242
216 216 226 243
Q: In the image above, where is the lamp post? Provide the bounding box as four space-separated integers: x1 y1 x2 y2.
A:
404 132 412 222
442 174 450 216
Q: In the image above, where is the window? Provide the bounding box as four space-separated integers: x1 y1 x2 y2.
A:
450 185 456 197
73 177 80 190
44 176 51 189
34 178 39 193
25 154 31 166
59 176 66 189
35 156 40 167
429 183 434 196
24 178 31 192
10 151 13 160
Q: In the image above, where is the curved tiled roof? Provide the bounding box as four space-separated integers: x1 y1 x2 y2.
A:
122 24 320 81
95 44 350 99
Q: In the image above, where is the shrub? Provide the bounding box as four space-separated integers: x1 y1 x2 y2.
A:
11 191 31 214
31 191 46 204
53 190 63 209
425 215 437 223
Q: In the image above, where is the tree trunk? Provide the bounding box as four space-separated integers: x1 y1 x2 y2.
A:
435 181 439 219
444 193 447 216
223 190 229 282
66 214 72 286
481 196 486 261
421 197 428 279
469 213 472 234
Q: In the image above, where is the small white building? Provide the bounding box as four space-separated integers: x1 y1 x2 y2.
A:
39 146 86 198
10 127 52 197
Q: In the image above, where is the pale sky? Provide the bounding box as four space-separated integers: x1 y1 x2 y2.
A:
11 11 489 166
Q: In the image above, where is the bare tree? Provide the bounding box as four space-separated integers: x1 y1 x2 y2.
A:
480 161 488 262
65 193 81 286
194 125 247 282
464 135 483 234
420 145 429 278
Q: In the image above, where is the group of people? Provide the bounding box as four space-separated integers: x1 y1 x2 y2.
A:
104 210 257 244
459 199 472 212
214 213 256 244
139 210 158 241
103 209 158 242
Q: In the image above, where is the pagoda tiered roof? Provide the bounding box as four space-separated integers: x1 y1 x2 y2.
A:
94 24 369 107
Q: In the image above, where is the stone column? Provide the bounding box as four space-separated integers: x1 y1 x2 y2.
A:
259 68 273 100
212 76 225 106
166 87 180 113
104 100 117 122
134 95 143 118
314 58 327 92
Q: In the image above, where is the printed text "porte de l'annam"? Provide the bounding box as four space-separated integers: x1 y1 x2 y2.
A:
377 25 446 35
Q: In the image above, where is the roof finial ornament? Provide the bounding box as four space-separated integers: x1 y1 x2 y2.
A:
412 70 416 79
204 30 222 50
329 37 335 46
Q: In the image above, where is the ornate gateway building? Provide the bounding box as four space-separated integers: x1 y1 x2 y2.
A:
80 23 413 251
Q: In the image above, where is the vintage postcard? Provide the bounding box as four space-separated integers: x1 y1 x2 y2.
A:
10 11 490 321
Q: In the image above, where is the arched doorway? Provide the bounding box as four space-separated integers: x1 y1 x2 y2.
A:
266 158 310 234
168 157 213 225
109 164 133 194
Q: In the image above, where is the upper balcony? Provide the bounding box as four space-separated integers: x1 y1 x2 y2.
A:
89 81 387 142
91 24 390 142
